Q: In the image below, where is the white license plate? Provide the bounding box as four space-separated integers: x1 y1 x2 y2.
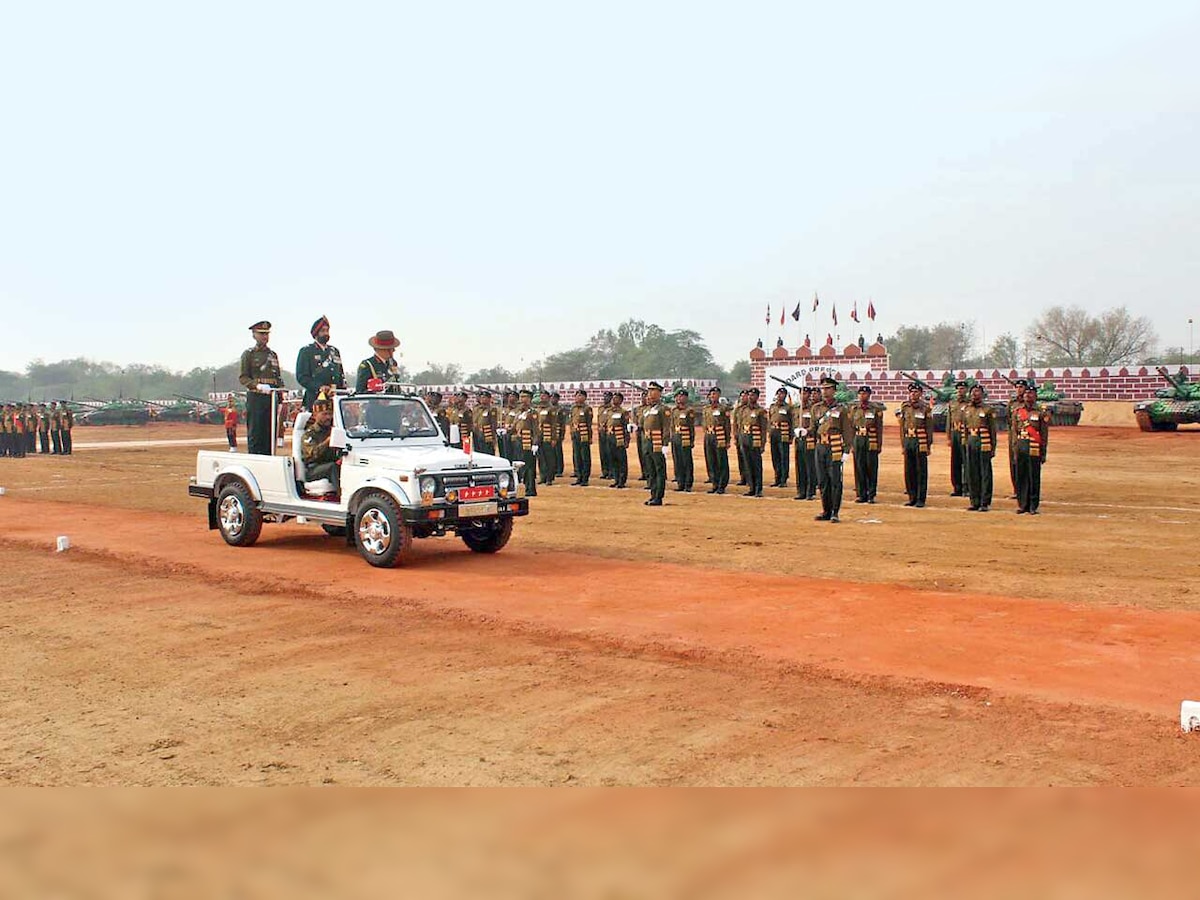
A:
459 501 498 517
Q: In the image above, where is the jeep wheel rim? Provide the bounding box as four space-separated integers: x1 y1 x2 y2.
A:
219 495 244 537
358 508 392 556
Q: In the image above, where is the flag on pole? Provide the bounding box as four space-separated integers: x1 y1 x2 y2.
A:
851 300 860 323
779 306 785 326
867 299 876 321
765 303 770 325
791 301 801 321
811 292 819 312
832 303 838 327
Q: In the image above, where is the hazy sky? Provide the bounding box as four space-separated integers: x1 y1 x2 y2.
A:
3 1 1198 376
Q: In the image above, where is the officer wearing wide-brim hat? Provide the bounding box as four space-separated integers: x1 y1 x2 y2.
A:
296 315 346 410
356 330 402 393
238 321 284 455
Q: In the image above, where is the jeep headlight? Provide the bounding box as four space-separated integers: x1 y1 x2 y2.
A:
419 475 436 501
498 472 512 492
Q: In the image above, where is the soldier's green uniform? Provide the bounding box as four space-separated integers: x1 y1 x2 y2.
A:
896 386 933 507
536 396 559 485
792 388 819 501
767 389 793 487
739 390 769 497
606 394 630 488
848 386 882 503
946 383 969 497
22 405 35 454
446 393 472 448
639 383 671 505
552 394 568 477
50 402 63 454
597 392 613 479
732 393 749 486
472 391 499 456
0 405 10 457
295 316 345 409
61 405 74 454
36 404 50 454
812 378 853 521
671 389 697 492
300 394 341 494
568 391 593 486
511 391 539 496
1013 393 1050 514
1007 383 1027 498
635 392 650 482
962 387 997 511
500 391 519 462
702 390 731 493
239 321 284 456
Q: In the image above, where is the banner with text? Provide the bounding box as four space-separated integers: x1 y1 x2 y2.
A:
764 363 875 398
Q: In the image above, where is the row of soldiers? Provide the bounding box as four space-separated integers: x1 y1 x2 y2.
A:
0 402 75 457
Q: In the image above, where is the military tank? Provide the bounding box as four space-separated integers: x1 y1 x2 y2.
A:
1134 367 1200 432
76 399 153 426
1032 380 1084 426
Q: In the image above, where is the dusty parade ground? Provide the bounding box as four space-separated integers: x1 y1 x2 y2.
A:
2 411 1200 785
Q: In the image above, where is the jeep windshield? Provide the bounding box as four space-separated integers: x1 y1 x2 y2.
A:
340 397 442 440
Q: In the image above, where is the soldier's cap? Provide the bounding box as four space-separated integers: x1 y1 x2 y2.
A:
429 391 442 401
819 376 838 387
647 381 664 390
955 379 968 388
551 391 561 399
1014 379 1028 388
749 387 760 396
907 382 923 391
519 388 532 397
674 387 689 397
575 388 587 397
857 385 872 395
602 390 613 399
310 315 330 338
456 389 468 398
477 388 492 398
368 330 400 349
250 320 271 333
775 386 787 395
708 386 721 394
613 391 625 401
801 386 813 393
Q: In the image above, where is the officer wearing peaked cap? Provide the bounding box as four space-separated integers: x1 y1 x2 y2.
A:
296 315 345 409
812 376 852 522
238 321 284 455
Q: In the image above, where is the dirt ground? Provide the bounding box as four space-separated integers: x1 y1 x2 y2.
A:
1 421 1199 785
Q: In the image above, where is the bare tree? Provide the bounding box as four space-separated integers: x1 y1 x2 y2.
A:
1026 305 1155 366
929 321 976 370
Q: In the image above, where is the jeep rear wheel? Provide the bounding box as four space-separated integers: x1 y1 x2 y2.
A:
460 517 513 554
216 482 262 547
354 493 411 568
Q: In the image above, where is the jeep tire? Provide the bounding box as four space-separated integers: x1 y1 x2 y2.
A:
460 517 513 554
216 482 263 547
354 493 411 568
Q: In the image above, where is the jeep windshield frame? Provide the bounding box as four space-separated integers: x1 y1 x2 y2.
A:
339 396 444 443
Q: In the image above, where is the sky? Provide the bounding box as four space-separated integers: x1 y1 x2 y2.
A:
3 1 1199 376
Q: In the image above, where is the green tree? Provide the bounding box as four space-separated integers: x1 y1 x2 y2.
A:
988 333 1022 369
412 362 462 385
728 360 751 384
466 365 516 384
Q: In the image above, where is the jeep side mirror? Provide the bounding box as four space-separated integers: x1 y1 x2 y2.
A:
330 426 348 449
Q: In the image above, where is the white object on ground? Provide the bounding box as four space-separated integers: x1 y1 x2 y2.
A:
55 535 70 552
1182 701 1200 733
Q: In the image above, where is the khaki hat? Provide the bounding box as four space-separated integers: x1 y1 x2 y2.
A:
369 330 400 349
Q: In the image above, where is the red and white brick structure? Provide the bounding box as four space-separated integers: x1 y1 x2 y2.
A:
749 342 1193 402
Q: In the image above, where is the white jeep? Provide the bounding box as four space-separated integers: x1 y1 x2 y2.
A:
188 389 529 567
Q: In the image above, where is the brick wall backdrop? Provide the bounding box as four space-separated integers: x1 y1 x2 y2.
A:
748 343 1193 402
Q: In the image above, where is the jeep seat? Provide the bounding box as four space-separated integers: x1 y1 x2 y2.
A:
291 410 336 495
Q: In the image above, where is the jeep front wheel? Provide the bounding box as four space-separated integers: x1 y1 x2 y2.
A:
460 517 513 554
354 494 411 568
216 482 263 547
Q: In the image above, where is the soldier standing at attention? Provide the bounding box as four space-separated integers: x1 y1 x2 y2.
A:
702 386 730 494
551 392 568 478
355 330 402 392
1007 380 1027 499
813 377 852 522
535 392 558 485
224 396 239 451
607 391 630 488
568 388 594 486
896 383 932 507
848 385 882 503
61 402 74 454
497 390 515 461
48 402 61 454
597 391 613 480
634 389 651 484
947 380 969 497
36 403 50 454
768 386 793 488
733 389 750 486
301 389 342 496
670 387 697 492
739 387 769 498
512 388 539 496
1013 386 1050 515
446 390 472 448
640 381 671 506
239 321 284 455
0 404 10 457
472 389 499 456
792 387 818 501
962 384 997 512
295 316 345 409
